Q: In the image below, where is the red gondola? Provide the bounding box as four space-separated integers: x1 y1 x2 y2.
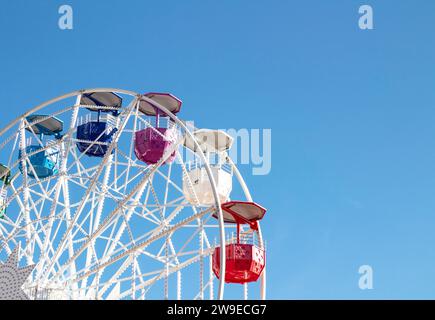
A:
212 201 267 284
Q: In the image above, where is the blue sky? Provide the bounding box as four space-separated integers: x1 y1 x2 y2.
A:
1 0 435 299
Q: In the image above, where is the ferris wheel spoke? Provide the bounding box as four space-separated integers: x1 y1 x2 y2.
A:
145 201 190 239
53 133 185 281
154 167 185 196
95 246 181 296
121 105 140 195
7 186 31 229
40 100 139 282
131 254 147 300
60 167 81 297
84 218 172 274
78 253 174 299
108 165 143 193
170 215 216 299
35 178 88 280
68 149 94 185
90 259 178 300
118 247 214 300
70 206 214 285
194 269 215 300
0 211 68 254
49 101 88 254
24 192 48 239
18 119 34 264
99 211 165 263
106 218 210 293
59 170 151 280
80 144 119 288
94 254 133 298
0 225 16 255
170 215 214 265
80 168 175 286
7 183 46 261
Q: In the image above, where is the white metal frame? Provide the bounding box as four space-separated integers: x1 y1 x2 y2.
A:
0 88 266 300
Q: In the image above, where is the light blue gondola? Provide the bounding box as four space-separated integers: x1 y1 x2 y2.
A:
18 115 63 179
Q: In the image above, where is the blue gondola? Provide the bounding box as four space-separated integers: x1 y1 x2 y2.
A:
76 92 122 157
18 115 63 179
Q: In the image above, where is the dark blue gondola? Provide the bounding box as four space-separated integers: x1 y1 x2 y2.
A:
76 92 122 157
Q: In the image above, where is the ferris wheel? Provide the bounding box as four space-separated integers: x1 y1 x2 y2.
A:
0 89 267 300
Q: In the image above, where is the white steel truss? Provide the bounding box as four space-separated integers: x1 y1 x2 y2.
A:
0 89 266 300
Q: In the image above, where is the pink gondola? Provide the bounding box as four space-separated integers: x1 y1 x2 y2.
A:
134 93 182 165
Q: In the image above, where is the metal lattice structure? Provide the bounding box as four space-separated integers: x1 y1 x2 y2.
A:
0 88 266 300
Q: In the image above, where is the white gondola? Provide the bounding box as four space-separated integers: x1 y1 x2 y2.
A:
183 129 234 206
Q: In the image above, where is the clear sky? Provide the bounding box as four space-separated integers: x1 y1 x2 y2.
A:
1 0 435 299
